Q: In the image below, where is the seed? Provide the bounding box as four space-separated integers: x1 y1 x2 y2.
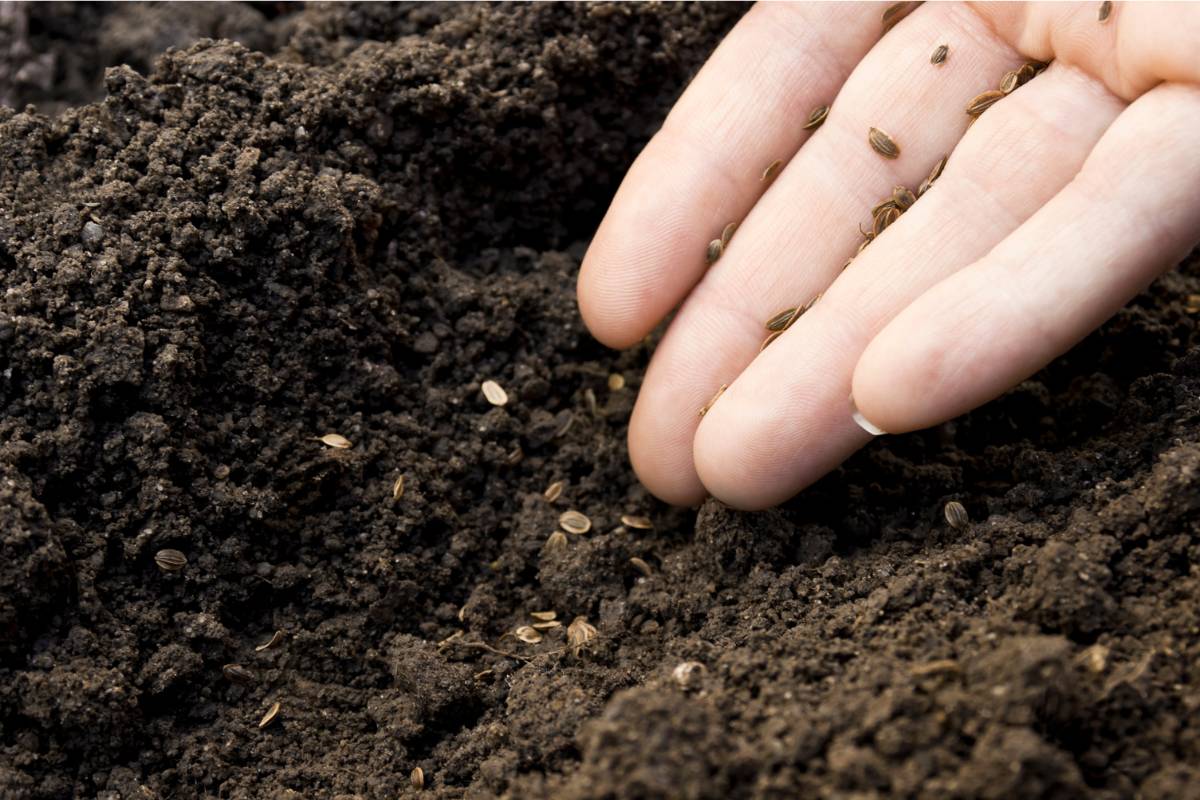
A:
705 239 724 265
621 514 654 530
873 205 900 237
584 387 599 418
505 446 524 465
910 659 961 677
1000 69 1020 94
315 433 351 449
559 510 592 535
672 661 707 688
868 127 899 159
759 330 783 352
629 557 653 577
721 221 738 247
530 610 557 622
554 413 575 438
1098 0 1112 22
892 185 916 210
965 89 1005 117
699 383 727 417
515 626 542 644
543 480 564 503
258 701 280 729
255 630 284 651
411 767 425 790
545 531 569 552
1017 63 1038 84
532 620 562 630
931 44 948 65
881 2 915 32
802 104 829 131
765 307 799 332
392 475 405 500
943 500 970 530
761 158 783 184
607 373 626 391
481 380 508 406
154 549 187 573
567 617 598 657
799 293 822 316
857 237 872 254
223 664 255 685
842 257 854 271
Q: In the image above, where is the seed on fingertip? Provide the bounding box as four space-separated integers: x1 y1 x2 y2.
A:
965 89 1005 117
706 239 724 265
1098 0 1112 22
699 384 727 417
1000 69 1020 94
761 158 783 184
881 2 916 32
721 221 738 247
868 127 900 159
766 307 799 332
759 330 783 352
802 104 829 131
931 44 949 65
892 185 916 210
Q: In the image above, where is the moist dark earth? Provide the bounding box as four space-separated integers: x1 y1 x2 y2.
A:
3 3 1200 798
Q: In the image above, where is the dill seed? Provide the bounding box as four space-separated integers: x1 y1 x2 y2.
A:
530 610 557 622
1000 69 1020 94
629 557 653 577
759 331 782 352
223 664 255 685
258 701 281 729
705 239 724 265
481 380 508 406
672 661 707 688
892 185 916 210
931 44 948 65
873 205 900 237
966 89 1005 117
505 446 524 465
532 620 562 630
255 630 284 651
868 127 900 159
761 158 783 184
621 514 654 530
943 500 970 530
1098 0 1112 22
910 659 961 677
316 433 352 449
721 221 738 247
567 617 598 657
514 626 542 644
411 767 425 790
929 154 948 183
871 198 898 218
559 510 592 535
1017 63 1037 85
392 475 405 500
802 104 829 131
545 531 569 552
543 480 564 503
698 384 727 418
881 2 914 32
154 549 187 573
766 307 799 332
607 373 626 391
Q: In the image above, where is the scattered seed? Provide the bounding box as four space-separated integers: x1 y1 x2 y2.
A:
481 380 508 406
554 412 575 439
873 204 901 237
881 2 915 32
705 238 724 266
514 626 543 644
621 514 654 530
761 158 783 184
1000 69 1020 94
1098 0 1112 22
629 557 653 577
258 701 280 729
545 531 569 552
766 307 799 332
530 610 557 622
910 659 961 677
1186 293 1200 313
892 185 916 210
928 154 949 184
931 44 949 65
411 767 425 790
543 480 564 503
255 630 284 651
473 668 493 680
944 500 970 530
699 383 727 417
802 104 829 131
559 510 592 535
223 663 255 685
965 89 1005 117
458 605 467 622
154 549 187 573
391 475 405 500
1017 63 1038 84
759 330 783 352
316 433 351 449
567 617 598 657
607 373 626 391
721 221 738 247
1080 643 1110 673
584 387 599 418
505 445 524 465
532 620 562 630
868 127 899 159
672 661 707 688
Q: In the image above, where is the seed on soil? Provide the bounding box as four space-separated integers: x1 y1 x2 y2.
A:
258 701 280 729
316 433 352 449
759 330 783 352
629 557 653 577
545 531 569 552
910 659 961 677
761 158 783 184
621 514 654 530
868 127 899 159
554 413 575 439
943 500 970 530
530 610 557 621
931 44 948 65
154 549 187 573
1000 69 1020 94
1098 0 1112 22
721 221 738 247
481 379 508 406
515 625 542 644
802 104 829 131
392 475 405 500
532 620 562 631
965 89 1005 117
255 630 284 651
706 238 724 265
584 387 599 417
543 480 564 503
672 661 707 688
1080 643 1109 673
567 616 598 656
607 373 626 391
411 767 425 790
699 383 727 417
505 445 524 465
223 664 255 685
559 510 592 535
766 307 799 332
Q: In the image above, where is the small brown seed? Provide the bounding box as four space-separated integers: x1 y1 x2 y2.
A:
699 384 727 417
392 475 405 500
255 630 284 651
705 239 724 265
873 204 901 237
505 446 524 465
316 433 352 449
559 510 592 535
917 177 932 197
881 1 915 32
802 104 829 131
965 89 1005 117
931 44 949 65
1017 63 1038 84
871 197 899 217
258 701 280 729
621 514 654 530
154 549 187 573
928 154 949 183
911 659 961 677
543 480 564 503
629 557 653 577
892 185 916 210
1098 0 1112 22
481 380 508 406
567 616 598 656
514 625 542 644
672 661 707 688
943 500 970 530
411 767 425 790
530 610 557 622
759 330 783 353
765 307 799 332
868 127 900 159
584 387 599 417
1000 69 1020 94
545 531 569 552
721 221 738 247
607 373 626 391
532 620 562 630
223 663 255 685
761 158 783 184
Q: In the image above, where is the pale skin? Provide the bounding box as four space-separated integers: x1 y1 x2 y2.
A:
577 1 1200 510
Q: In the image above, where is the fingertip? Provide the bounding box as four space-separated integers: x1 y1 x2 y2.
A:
627 391 708 507
692 390 790 511
576 243 651 350
852 312 946 435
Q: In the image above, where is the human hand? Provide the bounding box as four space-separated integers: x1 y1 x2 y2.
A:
577 1 1200 510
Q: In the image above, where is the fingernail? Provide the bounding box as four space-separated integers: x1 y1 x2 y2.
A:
849 395 887 436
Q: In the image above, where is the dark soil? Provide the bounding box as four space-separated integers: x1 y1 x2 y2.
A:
3 3 1200 798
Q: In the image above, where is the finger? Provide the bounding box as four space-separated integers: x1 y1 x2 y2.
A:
577 2 888 349
692 60 1125 509
630 1 1030 505
853 82 1200 434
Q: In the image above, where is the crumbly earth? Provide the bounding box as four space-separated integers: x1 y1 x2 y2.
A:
2 3 1200 799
